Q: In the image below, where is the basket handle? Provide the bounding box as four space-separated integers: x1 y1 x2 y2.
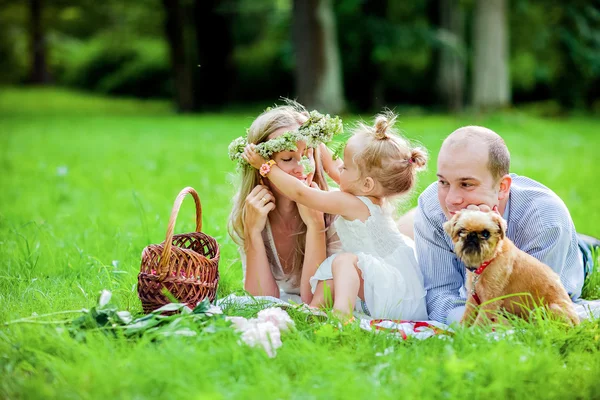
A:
157 187 203 279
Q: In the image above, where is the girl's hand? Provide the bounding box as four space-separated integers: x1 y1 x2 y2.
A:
297 181 325 230
244 185 276 235
243 144 268 170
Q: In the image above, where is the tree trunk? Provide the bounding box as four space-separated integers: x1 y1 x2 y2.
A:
162 0 194 112
437 0 465 112
471 0 510 109
293 0 346 114
28 0 49 84
193 0 234 109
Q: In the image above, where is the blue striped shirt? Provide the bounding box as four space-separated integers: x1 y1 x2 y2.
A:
415 174 584 324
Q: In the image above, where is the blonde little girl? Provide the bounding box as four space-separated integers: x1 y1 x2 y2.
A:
243 112 428 320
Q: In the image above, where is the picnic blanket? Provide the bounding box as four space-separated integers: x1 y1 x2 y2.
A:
218 294 600 340
217 294 452 340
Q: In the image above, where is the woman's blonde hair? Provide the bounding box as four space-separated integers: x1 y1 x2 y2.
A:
352 111 427 197
228 102 331 286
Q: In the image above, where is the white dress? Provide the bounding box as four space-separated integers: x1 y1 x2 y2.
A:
310 196 428 320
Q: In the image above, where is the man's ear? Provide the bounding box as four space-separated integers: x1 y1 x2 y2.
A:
490 212 507 239
498 174 512 201
362 177 375 193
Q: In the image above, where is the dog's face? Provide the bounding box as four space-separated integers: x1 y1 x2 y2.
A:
443 210 507 269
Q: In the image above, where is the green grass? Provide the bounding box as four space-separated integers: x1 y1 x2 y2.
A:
1 87 600 399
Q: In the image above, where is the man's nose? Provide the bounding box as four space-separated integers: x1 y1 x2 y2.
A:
446 187 463 206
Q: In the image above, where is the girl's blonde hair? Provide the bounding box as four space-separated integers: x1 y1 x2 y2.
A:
352 111 427 197
228 102 331 286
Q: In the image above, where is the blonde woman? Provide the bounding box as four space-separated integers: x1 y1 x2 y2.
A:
228 105 342 304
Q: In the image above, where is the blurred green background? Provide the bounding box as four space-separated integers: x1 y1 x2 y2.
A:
1 0 599 114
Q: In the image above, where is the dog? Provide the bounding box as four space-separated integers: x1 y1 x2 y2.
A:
443 210 580 326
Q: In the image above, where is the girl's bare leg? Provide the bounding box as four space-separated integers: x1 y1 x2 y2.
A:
309 279 334 308
331 253 364 317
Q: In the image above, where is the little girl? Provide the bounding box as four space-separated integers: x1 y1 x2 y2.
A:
243 112 428 320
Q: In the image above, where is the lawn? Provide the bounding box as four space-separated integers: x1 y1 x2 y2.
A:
1 88 600 399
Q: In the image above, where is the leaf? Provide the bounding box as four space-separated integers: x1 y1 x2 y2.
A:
98 290 112 307
192 299 211 315
124 317 163 336
153 303 187 313
159 328 197 337
116 311 133 324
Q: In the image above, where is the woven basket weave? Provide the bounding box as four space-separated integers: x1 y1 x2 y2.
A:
137 187 220 313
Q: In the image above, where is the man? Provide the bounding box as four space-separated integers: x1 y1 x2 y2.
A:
414 125 598 324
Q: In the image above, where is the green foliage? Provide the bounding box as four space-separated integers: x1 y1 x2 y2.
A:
57 37 171 98
1 89 600 398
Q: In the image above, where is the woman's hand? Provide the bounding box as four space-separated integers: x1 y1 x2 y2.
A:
297 181 325 230
243 144 267 170
244 185 276 235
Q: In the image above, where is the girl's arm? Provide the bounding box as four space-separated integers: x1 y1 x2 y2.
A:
319 143 342 185
243 145 369 220
268 166 366 220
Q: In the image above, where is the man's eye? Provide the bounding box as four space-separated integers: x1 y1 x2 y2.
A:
438 180 448 186
461 183 473 188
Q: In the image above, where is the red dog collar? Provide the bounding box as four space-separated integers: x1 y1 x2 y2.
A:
471 257 495 305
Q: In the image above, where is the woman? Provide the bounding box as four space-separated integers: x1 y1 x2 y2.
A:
228 104 342 304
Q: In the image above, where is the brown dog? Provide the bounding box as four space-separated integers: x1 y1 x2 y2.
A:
444 210 579 326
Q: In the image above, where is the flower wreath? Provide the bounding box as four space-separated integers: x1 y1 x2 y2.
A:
228 110 344 174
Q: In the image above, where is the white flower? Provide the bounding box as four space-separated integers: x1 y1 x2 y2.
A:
206 304 223 316
98 290 112 307
257 307 295 332
239 320 282 358
226 316 251 330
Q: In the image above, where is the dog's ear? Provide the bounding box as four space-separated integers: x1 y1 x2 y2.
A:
443 212 460 237
490 212 507 239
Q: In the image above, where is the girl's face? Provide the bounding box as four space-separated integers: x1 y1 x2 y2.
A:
267 127 314 195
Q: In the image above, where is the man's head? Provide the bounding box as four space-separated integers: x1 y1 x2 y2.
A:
436 126 512 220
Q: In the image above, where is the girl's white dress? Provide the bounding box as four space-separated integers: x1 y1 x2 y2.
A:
310 196 428 320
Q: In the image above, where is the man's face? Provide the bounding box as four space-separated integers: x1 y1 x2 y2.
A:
436 141 502 220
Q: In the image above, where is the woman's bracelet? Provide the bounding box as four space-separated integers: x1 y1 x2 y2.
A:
259 160 276 177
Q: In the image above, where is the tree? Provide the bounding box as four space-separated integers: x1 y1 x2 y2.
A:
437 0 466 112
193 0 234 109
471 0 510 109
28 0 49 84
292 0 346 114
162 0 194 112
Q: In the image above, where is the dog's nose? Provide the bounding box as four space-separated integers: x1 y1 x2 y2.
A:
466 232 479 243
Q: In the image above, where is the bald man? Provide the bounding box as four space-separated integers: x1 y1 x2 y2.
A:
415 126 596 324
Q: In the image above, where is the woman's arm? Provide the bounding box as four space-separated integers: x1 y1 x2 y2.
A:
297 182 327 303
242 185 280 297
243 231 280 298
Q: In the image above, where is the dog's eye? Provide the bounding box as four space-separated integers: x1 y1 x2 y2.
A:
481 230 490 239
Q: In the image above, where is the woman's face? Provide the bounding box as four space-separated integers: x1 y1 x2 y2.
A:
266 126 314 195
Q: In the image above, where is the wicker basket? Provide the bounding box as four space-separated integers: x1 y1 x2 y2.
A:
137 187 220 313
